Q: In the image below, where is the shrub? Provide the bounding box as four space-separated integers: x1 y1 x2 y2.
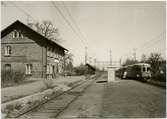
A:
42 78 54 89
1 69 26 87
152 72 166 82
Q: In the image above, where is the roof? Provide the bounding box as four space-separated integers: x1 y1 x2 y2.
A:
1 20 68 51
122 63 151 68
86 63 95 71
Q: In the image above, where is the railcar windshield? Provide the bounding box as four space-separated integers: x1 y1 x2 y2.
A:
147 67 150 71
143 67 146 72
131 65 141 75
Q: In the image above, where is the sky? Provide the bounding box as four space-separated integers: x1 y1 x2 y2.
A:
1 1 166 66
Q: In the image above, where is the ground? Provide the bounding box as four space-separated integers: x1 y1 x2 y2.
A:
102 78 166 118
58 75 105 118
3 73 166 118
1 76 84 103
59 73 166 118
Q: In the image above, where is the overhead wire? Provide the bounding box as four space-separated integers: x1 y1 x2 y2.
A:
137 33 165 52
8 1 38 23
51 1 86 47
122 31 165 61
137 31 165 51
61 1 87 46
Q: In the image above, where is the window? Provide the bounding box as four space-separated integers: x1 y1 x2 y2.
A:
5 64 11 72
18 31 23 38
143 67 146 72
47 64 54 74
13 30 17 38
25 64 32 75
47 64 50 74
147 67 150 71
4 46 11 56
51 48 54 57
13 30 23 38
47 48 51 57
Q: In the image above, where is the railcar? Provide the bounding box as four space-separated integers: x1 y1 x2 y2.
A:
116 63 151 81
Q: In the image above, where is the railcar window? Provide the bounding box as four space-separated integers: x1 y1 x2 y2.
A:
147 67 150 71
143 67 146 72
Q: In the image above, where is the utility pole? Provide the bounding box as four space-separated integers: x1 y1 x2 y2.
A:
85 46 88 65
110 49 112 66
133 48 137 61
89 57 92 64
94 58 96 68
120 58 122 67
27 15 30 25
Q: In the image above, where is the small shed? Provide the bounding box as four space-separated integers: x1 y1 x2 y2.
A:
85 63 95 74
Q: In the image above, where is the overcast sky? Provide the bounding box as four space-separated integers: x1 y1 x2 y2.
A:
1 1 166 66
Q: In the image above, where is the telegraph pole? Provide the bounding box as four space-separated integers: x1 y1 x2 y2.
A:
120 58 122 67
27 15 30 25
94 58 96 68
110 49 112 66
85 46 88 65
133 48 137 61
89 57 92 64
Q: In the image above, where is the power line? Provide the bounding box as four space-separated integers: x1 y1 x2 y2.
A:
137 31 165 50
61 1 87 45
8 1 38 24
85 46 88 65
138 35 165 52
109 49 112 66
51 1 86 46
122 32 166 61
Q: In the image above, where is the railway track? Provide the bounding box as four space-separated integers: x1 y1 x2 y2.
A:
11 79 95 119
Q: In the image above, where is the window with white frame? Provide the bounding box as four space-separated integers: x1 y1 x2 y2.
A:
18 31 23 38
47 48 51 57
25 64 32 75
47 64 53 74
5 64 11 72
4 46 11 56
13 30 23 38
13 30 17 38
47 64 50 74
51 48 53 57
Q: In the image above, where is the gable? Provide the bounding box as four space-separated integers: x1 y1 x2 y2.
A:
1 20 67 51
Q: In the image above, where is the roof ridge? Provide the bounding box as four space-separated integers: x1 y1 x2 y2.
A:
1 20 68 51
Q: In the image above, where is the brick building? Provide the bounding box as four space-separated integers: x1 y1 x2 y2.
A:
1 20 67 79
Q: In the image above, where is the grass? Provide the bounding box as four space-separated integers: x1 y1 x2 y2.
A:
2 80 38 88
1 69 26 88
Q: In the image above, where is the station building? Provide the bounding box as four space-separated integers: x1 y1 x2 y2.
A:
1 20 67 79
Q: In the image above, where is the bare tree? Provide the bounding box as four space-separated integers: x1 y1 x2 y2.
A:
65 52 73 63
123 58 138 66
147 53 163 74
64 52 74 72
34 20 60 42
141 54 147 63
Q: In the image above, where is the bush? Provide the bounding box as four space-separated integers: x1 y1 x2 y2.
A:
42 78 54 89
1 69 26 87
152 72 166 82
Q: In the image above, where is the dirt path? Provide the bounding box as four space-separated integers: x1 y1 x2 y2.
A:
101 78 166 118
58 76 105 118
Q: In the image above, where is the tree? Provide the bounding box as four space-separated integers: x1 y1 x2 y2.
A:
147 53 163 74
66 61 73 72
64 52 74 72
34 20 60 42
74 63 86 75
141 54 147 63
147 53 166 81
65 52 73 63
123 58 138 66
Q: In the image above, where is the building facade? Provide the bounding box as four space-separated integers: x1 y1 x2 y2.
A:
1 20 67 79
